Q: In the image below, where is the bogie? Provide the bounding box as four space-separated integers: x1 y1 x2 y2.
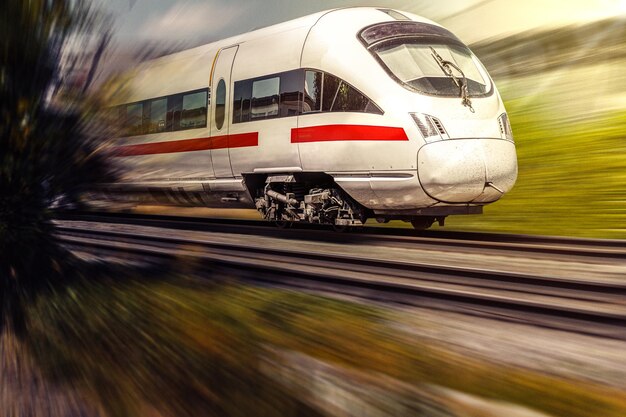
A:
253 176 367 228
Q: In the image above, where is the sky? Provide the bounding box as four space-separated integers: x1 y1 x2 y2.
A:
97 0 626 46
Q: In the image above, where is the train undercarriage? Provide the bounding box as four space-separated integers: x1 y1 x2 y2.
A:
246 174 443 230
251 174 367 227
94 175 468 231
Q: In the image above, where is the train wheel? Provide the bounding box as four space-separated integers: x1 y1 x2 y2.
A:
274 221 293 229
410 217 434 230
332 224 350 233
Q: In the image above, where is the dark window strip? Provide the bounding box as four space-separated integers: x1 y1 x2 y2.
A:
232 68 382 124
114 88 208 137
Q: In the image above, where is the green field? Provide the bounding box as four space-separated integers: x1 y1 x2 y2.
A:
447 64 626 239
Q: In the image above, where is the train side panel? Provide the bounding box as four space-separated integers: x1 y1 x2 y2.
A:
228 25 312 177
299 9 435 209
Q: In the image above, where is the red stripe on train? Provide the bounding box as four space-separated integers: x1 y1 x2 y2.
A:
291 125 408 143
113 125 406 156
114 132 259 157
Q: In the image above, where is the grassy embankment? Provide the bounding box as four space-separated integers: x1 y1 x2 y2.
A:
450 18 626 238
447 74 626 238
21 265 626 417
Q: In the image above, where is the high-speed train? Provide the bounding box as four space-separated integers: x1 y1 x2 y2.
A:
103 7 517 229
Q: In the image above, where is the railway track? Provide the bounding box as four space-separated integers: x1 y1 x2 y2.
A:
54 212 626 341
55 211 626 261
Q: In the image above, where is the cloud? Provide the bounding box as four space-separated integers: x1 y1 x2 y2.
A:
138 1 246 41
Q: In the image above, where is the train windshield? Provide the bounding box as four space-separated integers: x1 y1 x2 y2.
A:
359 22 492 97
376 42 490 96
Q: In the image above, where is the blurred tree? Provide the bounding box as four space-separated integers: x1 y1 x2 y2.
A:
0 0 114 330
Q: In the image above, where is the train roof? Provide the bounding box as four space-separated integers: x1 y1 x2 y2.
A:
109 7 439 105
143 7 439 64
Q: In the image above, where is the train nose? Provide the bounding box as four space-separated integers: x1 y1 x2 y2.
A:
417 139 517 203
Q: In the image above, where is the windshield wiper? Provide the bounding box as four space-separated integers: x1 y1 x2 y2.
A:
430 47 473 112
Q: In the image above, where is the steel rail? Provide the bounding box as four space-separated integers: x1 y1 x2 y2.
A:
56 224 626 341
54 211 626 261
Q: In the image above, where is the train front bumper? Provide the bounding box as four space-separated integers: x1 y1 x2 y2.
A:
417 138 518 203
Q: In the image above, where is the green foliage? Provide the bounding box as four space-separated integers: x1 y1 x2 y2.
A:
24 272 626 417
26 272 325 417
0 0 114 324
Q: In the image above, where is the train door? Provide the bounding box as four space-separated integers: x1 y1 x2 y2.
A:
210 45 238 178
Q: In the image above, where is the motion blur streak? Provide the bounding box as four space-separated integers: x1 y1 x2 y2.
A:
1 1 626 417
449 15 626 238
1 0 115 414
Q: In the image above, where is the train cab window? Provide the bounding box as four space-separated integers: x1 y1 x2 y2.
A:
181 90 207 129
359 22 492 97
148 98 167 133
303 70 322 113
125 103 143 136
215 79 226 130
251 77 280 120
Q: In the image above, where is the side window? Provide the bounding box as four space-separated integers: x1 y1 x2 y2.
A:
148 98 167 133
331 82 370 112
365 101 383 115
251 77 279 120
142 103 150 134
115 88 210 136
166 94 182 132
319 72 383 115
233 79 252 124
126 103 143 136
230 69 381 122
303 70 322 113
279 70 303 117
215 79 226 130
322 73 341 112
116 106 126 134
181 90 207 129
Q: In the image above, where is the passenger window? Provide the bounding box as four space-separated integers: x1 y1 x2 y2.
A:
148 98 167 133
126 103 143 136
279 70 303 117
108 106 122 135
331 82 370 112
322 74 341 112
215 79 226 130
320 72 383 115
181 90 207 129
229 69 382 125
365 100 384 115
166 94 182 131
251 77 280 120
117 106 125 130
303 70 322 113
233 79 252 124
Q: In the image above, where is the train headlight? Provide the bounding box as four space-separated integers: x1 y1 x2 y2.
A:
498 113 514 142
410 113 448 142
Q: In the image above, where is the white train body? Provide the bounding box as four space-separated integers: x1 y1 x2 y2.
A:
106 7 517 228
